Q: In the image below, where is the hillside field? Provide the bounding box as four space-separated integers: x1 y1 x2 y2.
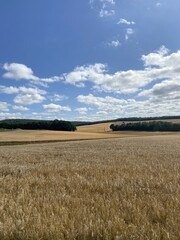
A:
0 135 180 239
0 120 180 239
1 119 180 144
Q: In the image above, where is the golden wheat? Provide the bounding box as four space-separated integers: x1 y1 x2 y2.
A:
0 135 180 239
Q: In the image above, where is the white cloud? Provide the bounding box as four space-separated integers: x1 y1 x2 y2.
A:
77 94 136 112
0 85 46 95
64 46 180 97
64 63 149 94
96 110 108 115
0 85 47 106
64 63 107 86
139 78 180 101
125 28 134 40
77 94 140 118
3 63 38 81
108 40 121 47
63 45 180 117
2 46 180 118
117 18 135 25
50 94 68 102
0 102 9 112
117 19 135 41
99 9 115 17
2 63 62 86
90 0 115 17
12 105 29 111
19 87 46 95
141 45 170 67
14 93 45 105
75 107 88 115
0 85 19 94
43 103 71 113
0 112 22 120
77 93 180 118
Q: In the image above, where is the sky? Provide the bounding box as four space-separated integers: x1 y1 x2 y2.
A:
0 0 180 121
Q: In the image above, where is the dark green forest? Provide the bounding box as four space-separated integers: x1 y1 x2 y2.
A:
110 121 180 132
0 119 76 131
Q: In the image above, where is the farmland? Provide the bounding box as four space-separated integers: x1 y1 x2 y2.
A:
0 133 180 239
0 121 180 145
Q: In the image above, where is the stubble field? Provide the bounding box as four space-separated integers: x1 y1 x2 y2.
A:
0 134 180 239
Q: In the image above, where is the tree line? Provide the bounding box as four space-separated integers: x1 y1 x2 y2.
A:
0 119 76 131
110 121 180 132
73 116 180 126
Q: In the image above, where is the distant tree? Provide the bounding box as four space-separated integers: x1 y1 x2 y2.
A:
110 121 180 132
0 119 76 131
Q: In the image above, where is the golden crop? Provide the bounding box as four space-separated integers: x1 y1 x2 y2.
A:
0 134 180 239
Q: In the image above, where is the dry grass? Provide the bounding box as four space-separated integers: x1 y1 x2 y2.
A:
0 135 180 239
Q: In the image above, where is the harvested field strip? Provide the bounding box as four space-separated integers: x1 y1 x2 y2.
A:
0 134 179 147
0 130 115 143
0 129 180 146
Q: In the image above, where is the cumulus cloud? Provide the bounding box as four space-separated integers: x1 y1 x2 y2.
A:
63 63 107 87
141 45 170 67
77 93 180 118
2 63 62 86
75 107 88 115
64 62 148 94
139 78 180 101
117 18 135 25
0 85 19 94
96 110 108 115
2 46 180 118
0 102 9 112
63 46 180 98
3 63 38 81
0 85 46 95
43 104 71 113
77 94 136 112
0 112 22 120
12 105 29 111
77 94 142 118
0 85 47 106
50 94 68 102
14 93 46 105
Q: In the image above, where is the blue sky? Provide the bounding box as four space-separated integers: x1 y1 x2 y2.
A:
0 0 180 121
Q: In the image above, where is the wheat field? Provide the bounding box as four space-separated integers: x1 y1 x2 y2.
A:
0 134 180 239
0 122 179 145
